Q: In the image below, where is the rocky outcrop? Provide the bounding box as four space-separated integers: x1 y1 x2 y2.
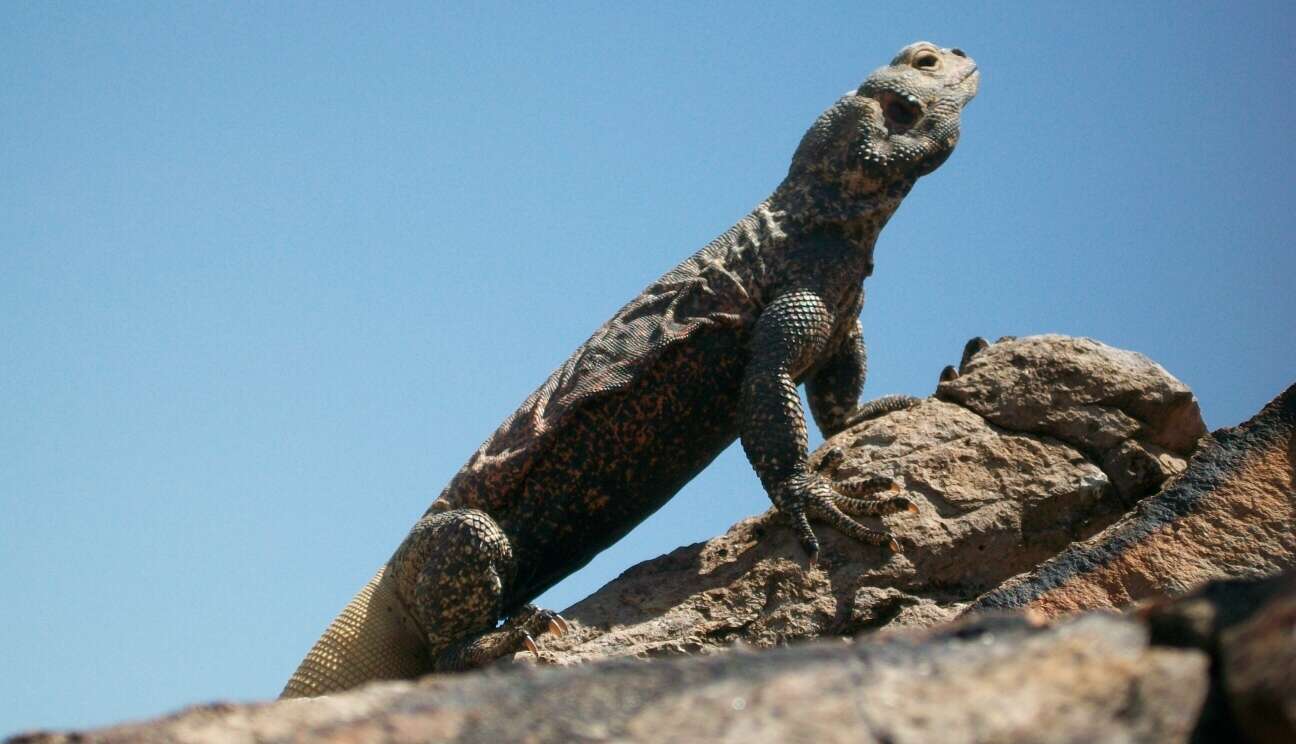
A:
528 335 1206 664
13 610 1216 743
1142 571 1296 743
19 573 1296 744
969 381 1295 617
937 335 1205 502
1217 574 1296 743
13 336 1293 744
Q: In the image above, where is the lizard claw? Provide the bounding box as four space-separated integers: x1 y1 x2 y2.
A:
774 473 887 556
787 507 821 563
773 472 911 558
522 632 540 658
835 475 896 496
511 604 567 648
547 614 570 637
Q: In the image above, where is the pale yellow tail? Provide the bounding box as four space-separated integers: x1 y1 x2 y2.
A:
280 566 430 698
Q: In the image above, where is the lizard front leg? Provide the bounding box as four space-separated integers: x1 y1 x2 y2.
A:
806 320 917 517
740 290 901 562
807 319 920 434
806 318 869 438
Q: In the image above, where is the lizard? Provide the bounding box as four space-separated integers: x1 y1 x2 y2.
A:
281 41 979 698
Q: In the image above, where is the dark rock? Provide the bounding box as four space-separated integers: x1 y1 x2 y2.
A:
1137 572 1296 743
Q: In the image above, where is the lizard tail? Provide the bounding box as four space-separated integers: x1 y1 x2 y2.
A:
280 566 429 698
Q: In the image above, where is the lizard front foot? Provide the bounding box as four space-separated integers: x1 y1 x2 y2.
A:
771 471 913 562
508 604 570 659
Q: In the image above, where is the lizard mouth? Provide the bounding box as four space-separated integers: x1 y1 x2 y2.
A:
877 91 924 132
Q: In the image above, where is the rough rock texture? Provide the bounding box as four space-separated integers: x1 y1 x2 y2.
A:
12 613 1212 744
531 335 1201 664
937 334 1206 502
969 382 1295 618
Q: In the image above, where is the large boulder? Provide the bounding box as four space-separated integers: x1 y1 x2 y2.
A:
937 335 1206 501
534 335 1204 664
22 573 1296 743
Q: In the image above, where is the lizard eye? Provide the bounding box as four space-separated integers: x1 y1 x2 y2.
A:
912 51 940 70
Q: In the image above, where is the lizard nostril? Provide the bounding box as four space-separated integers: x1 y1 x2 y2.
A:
950 48 967 58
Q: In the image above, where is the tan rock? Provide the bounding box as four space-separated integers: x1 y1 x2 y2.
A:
938 335 1205 501
520 336 1208 665
534 395 1126 665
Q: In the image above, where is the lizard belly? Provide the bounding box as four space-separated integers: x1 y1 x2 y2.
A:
498 329 749 605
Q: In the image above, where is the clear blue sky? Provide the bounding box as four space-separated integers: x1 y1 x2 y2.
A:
2 2 1292 734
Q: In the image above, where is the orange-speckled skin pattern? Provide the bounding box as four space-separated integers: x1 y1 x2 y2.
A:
283 42 979 697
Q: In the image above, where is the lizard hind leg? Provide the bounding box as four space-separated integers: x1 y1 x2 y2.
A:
389 508 565 673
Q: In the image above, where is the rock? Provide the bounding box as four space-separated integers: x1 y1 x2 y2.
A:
19 336 1273 744
968 383 1296 617
938 335 1205 502
10 613 1211 743
1141 571 1296 743
1220 576 1296 744
535 336 1198 664
535 396 1121 665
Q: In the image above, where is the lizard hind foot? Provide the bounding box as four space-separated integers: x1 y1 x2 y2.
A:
830 477 917 517
429 603 569 671
508 603 568 637
547 614 570 637
773 472 902 558
500 604 569 662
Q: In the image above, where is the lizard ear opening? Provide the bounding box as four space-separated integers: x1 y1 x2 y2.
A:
878 91 923 132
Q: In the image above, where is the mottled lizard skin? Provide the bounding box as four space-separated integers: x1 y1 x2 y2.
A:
282 42 979 698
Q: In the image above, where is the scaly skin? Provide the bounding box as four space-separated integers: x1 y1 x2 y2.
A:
283 42 979 698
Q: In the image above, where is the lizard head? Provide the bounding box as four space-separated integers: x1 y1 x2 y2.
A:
776 42 978 225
